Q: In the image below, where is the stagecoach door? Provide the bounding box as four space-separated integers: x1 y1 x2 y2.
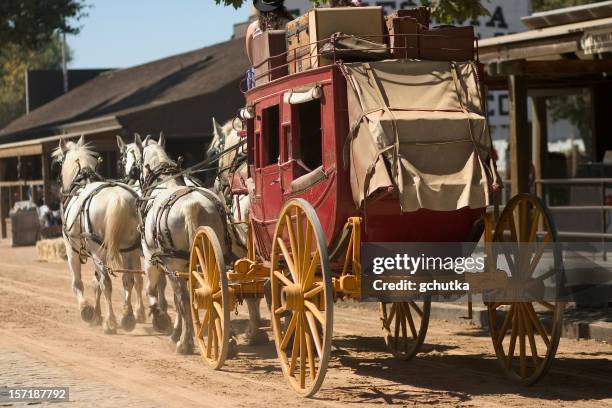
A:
253 101 287 226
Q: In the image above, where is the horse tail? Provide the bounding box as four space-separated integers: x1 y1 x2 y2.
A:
182 200 202 246
103 192 131 271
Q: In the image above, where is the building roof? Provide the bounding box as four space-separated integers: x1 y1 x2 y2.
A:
521 0 612 30
0 37 250 143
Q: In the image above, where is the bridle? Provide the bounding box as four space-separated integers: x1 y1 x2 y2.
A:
119 146 141 184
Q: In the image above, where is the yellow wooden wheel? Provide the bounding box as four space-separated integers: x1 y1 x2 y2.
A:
380 299 430 360
188 226 230 369
488 194 564 385
270 199 333 397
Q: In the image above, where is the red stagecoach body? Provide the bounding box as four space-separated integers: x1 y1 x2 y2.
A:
244 63 485 261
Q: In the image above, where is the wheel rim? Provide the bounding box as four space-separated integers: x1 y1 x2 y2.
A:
270 199 333 397
189 226 230 369
380 299 431 360
488 194 564 384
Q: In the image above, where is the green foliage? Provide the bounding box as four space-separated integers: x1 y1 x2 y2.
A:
0 35 71 128
213 0 491 22
0 0 87 49
419 0 489 24
548 90 593 154
532 0 601 12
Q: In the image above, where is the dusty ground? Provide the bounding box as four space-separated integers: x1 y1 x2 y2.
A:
0 242 610 408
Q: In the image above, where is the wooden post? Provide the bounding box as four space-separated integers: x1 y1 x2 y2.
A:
0 187 5 239
508 75 530 240
41 145 52 206
532 97 548 199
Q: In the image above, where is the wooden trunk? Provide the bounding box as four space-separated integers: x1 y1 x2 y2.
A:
252 30 288 85
385 15 420 59
419 25 475 61
286 14 312 74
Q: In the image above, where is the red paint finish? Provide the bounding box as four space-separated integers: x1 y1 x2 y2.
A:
245 65 484 260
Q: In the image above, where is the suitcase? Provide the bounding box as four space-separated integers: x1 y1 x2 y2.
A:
390 8 431 28
286 7 385 73
286 14 312 74
419 25 475 61
385 15 420 59
252 30 288 85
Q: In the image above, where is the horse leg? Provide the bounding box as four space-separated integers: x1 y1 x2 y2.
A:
245 298 268 345
144 257 171 333
91 272 103 326
171 276 193 355
99 267 118 335
157 272 168 313
120 272 136 332
66 245 94 322
133 255 147 323
170 289 182 343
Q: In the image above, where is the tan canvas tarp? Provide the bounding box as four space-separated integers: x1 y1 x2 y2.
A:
341 60 497 212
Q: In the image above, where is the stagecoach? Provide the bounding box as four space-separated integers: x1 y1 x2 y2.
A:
186 19 564 396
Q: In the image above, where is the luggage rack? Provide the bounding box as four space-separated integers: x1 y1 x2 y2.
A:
244 31 481 93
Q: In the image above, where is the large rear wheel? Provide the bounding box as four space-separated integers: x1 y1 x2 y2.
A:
270 199 333 397
488 194 564 385
189 226 231 370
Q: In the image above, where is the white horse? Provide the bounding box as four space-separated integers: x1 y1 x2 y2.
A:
211 118 267 345
54 136 144 334
136 133 227 354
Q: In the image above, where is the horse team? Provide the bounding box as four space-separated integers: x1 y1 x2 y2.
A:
55 118 265 354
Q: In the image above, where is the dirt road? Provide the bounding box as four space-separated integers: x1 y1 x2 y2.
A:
1 242 610 407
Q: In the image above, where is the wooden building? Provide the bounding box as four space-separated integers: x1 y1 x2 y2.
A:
0 38 249 237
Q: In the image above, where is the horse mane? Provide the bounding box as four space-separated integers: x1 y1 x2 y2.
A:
143 140 176 168
54 140 99 191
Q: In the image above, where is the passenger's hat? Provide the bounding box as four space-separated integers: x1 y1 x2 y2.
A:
253 0 284 12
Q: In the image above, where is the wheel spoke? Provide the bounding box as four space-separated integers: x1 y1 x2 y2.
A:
401 303 418 339
394 303 402 344
275 306 286 316
539 301 555 311
289 314 300 376
302 222 313 274
496 305 514 346
195 246 207 276
299 313 306 389
527 235 552 277
284 214 300 281
304 318 316 380
526 303 550 347
191 269 207 289
274 270 293 287
506 310 518 368
521 304 539 366
518 304 527 378
302 248 320 291
206 313 214 358
304 300 325 325
305 311 323 359
304 283 323 299
281 312 298 350
528 208 541 243
409 301 423 318
277 238 298 282
197 309 209 339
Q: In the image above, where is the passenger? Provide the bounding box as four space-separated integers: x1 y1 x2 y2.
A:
245 0 293 89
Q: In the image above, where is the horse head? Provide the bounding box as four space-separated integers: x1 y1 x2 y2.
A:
52 135 100 193
117 134 143 184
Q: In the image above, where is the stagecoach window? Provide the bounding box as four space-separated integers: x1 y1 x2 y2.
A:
262 105 280 166
296 100 322 171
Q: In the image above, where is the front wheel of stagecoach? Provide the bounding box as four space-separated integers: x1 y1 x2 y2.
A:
487 194 564 385
270 199 333 397
189 226 231 370
380 299 431 361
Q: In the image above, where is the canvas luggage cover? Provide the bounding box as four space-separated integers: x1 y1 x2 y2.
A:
341 60 496 212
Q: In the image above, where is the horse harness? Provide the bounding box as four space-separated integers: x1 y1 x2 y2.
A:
61 168 140 265
139 163 232 265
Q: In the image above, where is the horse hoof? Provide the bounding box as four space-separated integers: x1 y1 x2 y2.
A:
170 328 181 343
227 336 238 359
80 304 95 322
175 340 193 355
103 319 118 335
90 312 103 326
136 308 146 324
246 328 269 346
152 312 172 334
121 313 136 332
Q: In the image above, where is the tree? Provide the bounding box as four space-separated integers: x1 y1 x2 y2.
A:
214 0 489 23
532 0 601 12
0 34 71 128
0 0 86 49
